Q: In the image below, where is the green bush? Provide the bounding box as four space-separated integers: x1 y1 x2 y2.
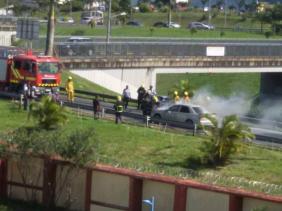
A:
220 31 225 37
139 3 150 13
71 30 85 36
264 31 273 38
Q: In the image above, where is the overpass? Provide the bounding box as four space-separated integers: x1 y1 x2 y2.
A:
56 40 282 99
61 55 282 99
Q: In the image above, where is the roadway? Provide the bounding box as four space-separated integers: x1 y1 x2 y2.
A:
62 94 282 147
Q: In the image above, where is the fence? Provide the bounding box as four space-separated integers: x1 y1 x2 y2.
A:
54 41 282 58
0 155 281 211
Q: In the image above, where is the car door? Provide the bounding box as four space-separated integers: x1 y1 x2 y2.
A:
178 105 198 123
163 105 181 122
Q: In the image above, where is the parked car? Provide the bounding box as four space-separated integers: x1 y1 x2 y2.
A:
151 103 213 128
67 37 92 43
153 21 167 28
188 22 214 30
126 20 142 27
80 16 93 24
167 22 181 28
57 17 74 24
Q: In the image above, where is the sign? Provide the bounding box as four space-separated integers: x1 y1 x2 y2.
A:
206 46 225 57
16 18 39 40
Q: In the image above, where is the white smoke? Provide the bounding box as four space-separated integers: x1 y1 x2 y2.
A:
190 88 251 118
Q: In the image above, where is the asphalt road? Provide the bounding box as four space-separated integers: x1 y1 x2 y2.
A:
64 95 282 147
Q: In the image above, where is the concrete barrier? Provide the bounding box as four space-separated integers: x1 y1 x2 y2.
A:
0 156 281 211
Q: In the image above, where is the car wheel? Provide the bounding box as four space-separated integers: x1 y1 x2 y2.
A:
185 119 194 129
153 114 161 124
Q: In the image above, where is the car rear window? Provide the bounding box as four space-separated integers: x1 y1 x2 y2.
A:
193 107 204 114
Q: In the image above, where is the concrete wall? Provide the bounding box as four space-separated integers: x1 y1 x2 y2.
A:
0 31 16 46
187 188 229 211
91 171 130 210
7 156 43 203
243 198 282 211
55 165 86 211
71 67 282 99
71 68 155 99
0 157 281 211
142 181 174 211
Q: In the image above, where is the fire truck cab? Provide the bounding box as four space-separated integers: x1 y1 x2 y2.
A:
0 47 61 95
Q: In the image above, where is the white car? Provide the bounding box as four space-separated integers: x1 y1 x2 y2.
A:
151 103 213 128
168 22 181 28
80 16 93 24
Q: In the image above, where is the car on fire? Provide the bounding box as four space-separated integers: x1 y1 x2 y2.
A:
151 103 213 128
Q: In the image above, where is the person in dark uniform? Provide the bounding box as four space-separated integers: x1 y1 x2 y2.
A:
137 84 146 110
93 96 100 119
114 96 124 124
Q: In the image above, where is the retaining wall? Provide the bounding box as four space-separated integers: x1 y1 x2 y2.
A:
0 156 281 211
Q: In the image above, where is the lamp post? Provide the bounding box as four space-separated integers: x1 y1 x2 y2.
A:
106 0 112 44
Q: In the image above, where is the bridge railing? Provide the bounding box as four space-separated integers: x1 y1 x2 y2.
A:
55 42 282 58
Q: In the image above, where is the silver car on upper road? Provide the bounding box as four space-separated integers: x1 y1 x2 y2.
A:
151 103 212 128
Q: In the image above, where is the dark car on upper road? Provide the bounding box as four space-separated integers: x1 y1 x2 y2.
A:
153 21 167 28
126 20 142 27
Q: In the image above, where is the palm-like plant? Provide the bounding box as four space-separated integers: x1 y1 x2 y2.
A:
29 96 67 130
201 115 254 165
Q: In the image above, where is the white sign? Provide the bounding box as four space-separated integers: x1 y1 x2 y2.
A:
206 46 225 57
176 0 189 3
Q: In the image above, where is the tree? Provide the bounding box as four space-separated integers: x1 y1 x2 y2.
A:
201 0 208 7
28 96 67 130
119 0 131 13
169 79 194 98
255 9 272 33
201 115 254 165
45 0 56 56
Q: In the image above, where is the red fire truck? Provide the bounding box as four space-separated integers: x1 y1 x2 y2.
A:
0 46 61 95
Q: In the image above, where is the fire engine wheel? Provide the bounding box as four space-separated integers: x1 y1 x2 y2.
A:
185 119 194 129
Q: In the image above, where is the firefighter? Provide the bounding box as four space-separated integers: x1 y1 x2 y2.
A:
114 95 124 124
152 95 160 109
173 91 180 103
137 84 146 110
65 76 74 103
183 91 190 103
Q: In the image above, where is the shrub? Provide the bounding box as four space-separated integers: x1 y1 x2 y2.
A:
71 30 85 36
201 115 254 165
190 28 197 36
264 31 273 38
220 31 225 37
139 3 150 13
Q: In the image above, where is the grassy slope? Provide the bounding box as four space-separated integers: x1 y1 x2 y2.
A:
61 71 116 95
37 10 282 39
0 100 281 191
157 73 261 97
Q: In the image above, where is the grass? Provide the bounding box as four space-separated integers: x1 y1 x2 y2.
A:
156 73 261 97
61 70 116 95
40 24 281 39
36 10 282 39
0 99 282 195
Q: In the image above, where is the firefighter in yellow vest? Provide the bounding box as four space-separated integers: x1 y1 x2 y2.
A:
114 96 124 124
65 76 74 102
153 95 160 109
174 91 180 103
183 91 190 103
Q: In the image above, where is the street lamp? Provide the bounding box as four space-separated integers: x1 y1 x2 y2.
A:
106 0 126 45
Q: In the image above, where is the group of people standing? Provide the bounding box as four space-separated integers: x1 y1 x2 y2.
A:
113 84 159 124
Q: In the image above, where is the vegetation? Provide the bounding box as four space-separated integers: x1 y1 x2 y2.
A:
202 115 255 165
0 100 282 195
157 73 260 97
28 96 67 130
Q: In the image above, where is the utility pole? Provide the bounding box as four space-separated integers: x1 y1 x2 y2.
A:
45 0 55 56
168 0 172 25
224 0 227 27
106 0 112 44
